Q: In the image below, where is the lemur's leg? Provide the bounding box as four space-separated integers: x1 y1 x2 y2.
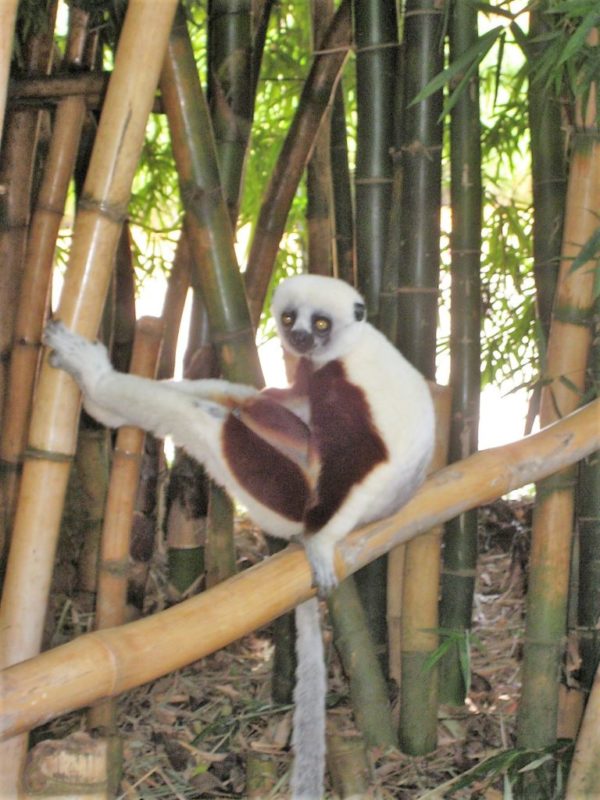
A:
43 321 238 449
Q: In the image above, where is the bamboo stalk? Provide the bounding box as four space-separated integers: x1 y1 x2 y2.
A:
244 0 352 326
0 2 57 429
353 0 397 319
208 0 253 223
398 384 451 755
1 397 598 742
89 317 163 734
329 80 355 284
306 0 335 277
439 0 483 706
0 0 19 148
160 6 261 386
0 2 179 793
328 576 398 749
516 132 600 757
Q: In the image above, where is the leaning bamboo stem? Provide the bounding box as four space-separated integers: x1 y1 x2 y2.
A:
1 398 598 742
0 2 178 793
0 0 19 148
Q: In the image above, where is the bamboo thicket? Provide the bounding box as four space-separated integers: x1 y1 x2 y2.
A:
0 3 179 793
2 397 599 743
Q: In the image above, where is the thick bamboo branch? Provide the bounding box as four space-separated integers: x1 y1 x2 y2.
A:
1 398 598 742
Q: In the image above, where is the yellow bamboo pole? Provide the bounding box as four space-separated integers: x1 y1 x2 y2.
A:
398 384 452 755
88 317 163 734
0 0 19 149
1 398 598 743
1 9 91 539
0 2 178 794
516 87 600 755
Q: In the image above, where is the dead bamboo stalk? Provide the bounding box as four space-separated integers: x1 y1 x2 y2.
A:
88 317 163 734
0 0 19 148
0 2 178 793
1 397 598 743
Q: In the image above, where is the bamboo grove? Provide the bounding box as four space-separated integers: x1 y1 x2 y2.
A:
0 0 599 797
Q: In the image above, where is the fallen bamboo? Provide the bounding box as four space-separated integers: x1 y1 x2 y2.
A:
1 397 598 742
0 2 178 793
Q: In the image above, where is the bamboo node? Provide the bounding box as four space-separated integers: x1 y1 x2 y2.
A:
440 566 477 578
0 457 22 473
100 558 129 577
353 41 400 56
77 194 128 224
354 176 393 186
553 304 593 327
24 447 74 464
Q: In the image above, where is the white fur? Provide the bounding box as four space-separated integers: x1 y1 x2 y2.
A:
44 274 434 800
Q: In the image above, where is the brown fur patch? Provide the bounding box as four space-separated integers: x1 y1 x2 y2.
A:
222 413 309 522
303 360 388 533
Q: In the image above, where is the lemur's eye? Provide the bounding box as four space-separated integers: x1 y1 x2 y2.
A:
281 311 296 328
313 316 331 334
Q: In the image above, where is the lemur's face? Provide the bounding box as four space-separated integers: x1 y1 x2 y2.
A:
272 275 366 364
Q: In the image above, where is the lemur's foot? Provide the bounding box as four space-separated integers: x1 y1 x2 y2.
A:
303 535 339 597
43 320 111 391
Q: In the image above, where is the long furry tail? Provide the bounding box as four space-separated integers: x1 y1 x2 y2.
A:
291 596 326 800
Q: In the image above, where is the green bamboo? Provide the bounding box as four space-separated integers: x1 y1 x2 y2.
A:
353 0 397 320
244 0 352 325
208 0 253 223
328 577 398 750
527 5 566 350
161 6 261 386
438 0 482 706
394 0 444 379
352 0 398 664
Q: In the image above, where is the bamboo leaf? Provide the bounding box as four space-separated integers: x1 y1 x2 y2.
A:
556 8 600 67
409 26 503 108
568 224 600 274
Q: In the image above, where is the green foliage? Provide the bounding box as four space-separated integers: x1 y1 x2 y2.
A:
419 739 573 798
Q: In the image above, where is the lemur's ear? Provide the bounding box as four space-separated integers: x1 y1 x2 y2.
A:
354 302 366 322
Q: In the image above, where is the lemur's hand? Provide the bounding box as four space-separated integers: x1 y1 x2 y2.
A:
43 320 112 394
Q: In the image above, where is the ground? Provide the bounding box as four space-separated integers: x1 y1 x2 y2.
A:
39 497 573 799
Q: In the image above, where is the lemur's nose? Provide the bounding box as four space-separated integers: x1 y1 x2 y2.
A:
288 329 314 353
